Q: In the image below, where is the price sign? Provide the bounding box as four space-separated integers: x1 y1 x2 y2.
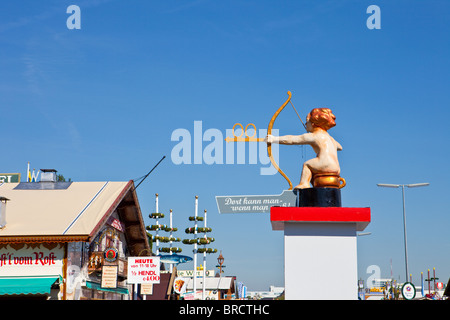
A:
127 257 160 284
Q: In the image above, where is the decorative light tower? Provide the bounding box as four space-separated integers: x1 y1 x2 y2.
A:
183 195 201 296
198 209 217 300
183 198 217 299
146 194 182 273
159 209 182 273
146 194 165 255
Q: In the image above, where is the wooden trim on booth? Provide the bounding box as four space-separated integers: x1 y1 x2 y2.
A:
0 235 89 243
63 242 68 300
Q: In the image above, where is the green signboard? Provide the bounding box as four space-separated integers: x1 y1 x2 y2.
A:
0 173 21 183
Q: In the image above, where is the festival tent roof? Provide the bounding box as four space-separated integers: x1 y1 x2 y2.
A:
0 180 149 255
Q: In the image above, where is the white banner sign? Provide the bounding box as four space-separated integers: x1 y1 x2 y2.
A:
127 256 160 284
177 269 215 277
0 244 64 277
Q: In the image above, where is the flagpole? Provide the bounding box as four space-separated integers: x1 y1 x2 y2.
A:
193 196 198 297
433 267 436 293
421 272 424 297
202 209 207 300
155 194 159 256
169 209 173 274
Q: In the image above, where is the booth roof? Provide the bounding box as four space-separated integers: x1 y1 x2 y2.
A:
0 181 133 238
185 277 234 290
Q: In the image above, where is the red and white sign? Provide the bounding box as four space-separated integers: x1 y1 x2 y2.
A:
181 290 218 300
437 282 444 290
127 256 160 284
107 216 125 232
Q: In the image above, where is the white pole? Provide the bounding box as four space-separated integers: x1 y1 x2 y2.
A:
169 209 173 274
193 196 198 297
377 182 429 283
202 209 207 300
155 194 159 256
401 185 409 283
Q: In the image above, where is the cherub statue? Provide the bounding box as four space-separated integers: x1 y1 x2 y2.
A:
265 108 345 190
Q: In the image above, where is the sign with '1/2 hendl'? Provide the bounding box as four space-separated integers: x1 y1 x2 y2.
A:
127 257 160 284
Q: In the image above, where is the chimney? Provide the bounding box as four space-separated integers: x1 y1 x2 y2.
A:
40 169 57 182
0 197 9 229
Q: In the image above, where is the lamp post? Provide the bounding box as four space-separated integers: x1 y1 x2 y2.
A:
377 183 429 283
216 251 225 277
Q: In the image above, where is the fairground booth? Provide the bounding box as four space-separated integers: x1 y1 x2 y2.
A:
0 175 150 300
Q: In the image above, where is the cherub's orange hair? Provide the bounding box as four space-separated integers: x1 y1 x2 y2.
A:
307 108 336 131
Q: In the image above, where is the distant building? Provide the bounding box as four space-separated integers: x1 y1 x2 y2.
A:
172 269 237 300
247 285 284 299
184 277 236 300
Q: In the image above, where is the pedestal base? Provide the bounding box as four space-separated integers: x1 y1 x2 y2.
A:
271 207 371 300
297 187 341 207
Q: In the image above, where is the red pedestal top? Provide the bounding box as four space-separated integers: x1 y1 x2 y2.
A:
271 206 371 231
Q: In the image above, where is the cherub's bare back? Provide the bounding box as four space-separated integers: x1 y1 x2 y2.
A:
306 132 341 174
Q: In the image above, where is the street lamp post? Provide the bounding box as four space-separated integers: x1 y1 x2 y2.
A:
377 183 429 283
216 251 225 277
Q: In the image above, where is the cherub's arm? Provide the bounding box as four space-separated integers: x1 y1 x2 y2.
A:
266 133 315 145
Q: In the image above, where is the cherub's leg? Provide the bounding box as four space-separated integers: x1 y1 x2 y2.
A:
294 161 313 189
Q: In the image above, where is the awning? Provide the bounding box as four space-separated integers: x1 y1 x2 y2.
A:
0 276 59 295
85 281 129 295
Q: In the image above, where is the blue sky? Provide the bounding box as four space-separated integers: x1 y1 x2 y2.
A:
1 0 450 291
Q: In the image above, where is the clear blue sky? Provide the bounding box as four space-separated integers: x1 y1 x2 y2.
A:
1 0 449 291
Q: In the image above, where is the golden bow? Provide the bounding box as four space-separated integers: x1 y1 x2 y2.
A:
226 91 306 190
267 91 293 190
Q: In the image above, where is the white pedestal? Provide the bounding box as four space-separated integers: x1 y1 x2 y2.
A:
271 207 370 300
284 222 357 300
